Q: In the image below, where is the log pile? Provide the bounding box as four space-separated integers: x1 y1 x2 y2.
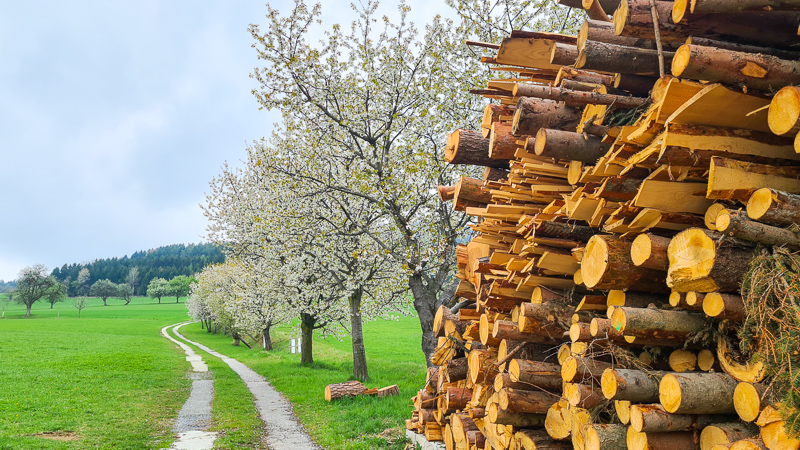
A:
406 3 800 449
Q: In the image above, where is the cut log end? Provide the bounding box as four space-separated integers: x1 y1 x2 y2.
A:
769 86 800 136
746 188 774 222
734 382 763 422
671 45 692 78
659 373 683 413
631 234 651 266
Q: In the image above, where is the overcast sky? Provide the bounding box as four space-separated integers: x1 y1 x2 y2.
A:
0 1 453 281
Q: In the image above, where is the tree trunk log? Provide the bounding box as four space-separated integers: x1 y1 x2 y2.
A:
615 0 800 50
533 128 611 164
610 306 708 340
580 18 679 51
564 382 604 409
747 188 800 227
487 402 547 427
667 228 755 293
511 97 582 136
468 348 499 385
630 233 671 271
445 129 510 168
489 121 520 160
708 157 800 202
433 304 459 338
582 235 668 291
626 428 700 450
659 372 738 414
515 83 648 109
687 36 800 62
349 288 369 381
561 356 613 383
508 359 564 391
671 44 800 92
577 40 675 76
607 290 669 308
325 380 367 401
614 73 658 95
498 387 559 414
550 42 580 66
585 423 627 450
444 387 472 411
482 104 514 138
454 176 492 212
630 403 737 433
702 292 746 321
690 0 800 13
734 382 768 422
700 422 760 450
601 368 664 402
444 357 469 383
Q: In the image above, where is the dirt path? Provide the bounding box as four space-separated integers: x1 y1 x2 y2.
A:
167 322 318 450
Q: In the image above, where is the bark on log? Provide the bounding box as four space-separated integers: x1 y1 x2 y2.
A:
614 73 658 95
444 387 473 411
577 40 675 76
700 422 760 450
689 0 800 13
601 368 664 402
630 233 671 271
610 306 708 340
508 359 564 391
561 356 613 383
534 128 611 164
486 402 547 427
659 372 738 414
630 403 737 433
444 357 469 383
550 42 580 66
747 188 800 227
708 157 800 202
325 381 367 401
615 0 800 50
579 18 679 51
489 121 520 160
483 166 509 182
687 36 800 62
536 221 597 242
585 423 628 450
559 66 616 86
671 44 800 92
445 129 510 168
626 427 700 450
511 97 582 136
514 83 649 109
482 104 514 138
492 319 550 343
434 305 459 338
498 387 559 414
564 382 604 409
582 235 668 291
702 292 746 321
516 429 572 449
454 176 492 212
667 228 755 293
437 185 455 201
468 348 499 385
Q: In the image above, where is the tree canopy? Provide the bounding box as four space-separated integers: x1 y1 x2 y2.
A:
14 264 59 317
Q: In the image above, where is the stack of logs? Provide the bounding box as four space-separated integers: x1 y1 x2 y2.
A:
406 1 800 449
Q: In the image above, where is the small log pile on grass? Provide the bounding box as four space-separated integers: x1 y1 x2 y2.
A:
405 1 800 449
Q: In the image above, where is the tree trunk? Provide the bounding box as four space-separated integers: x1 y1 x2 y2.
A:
300 312 316 365
176 296 179 303
158 296 161 304
577 40 674 76
672 44 800 92
747 188 800 227
582 235 667 291
409 273 437 368
102 297 107 306
515 83 648 109
25 304 32 317
262 322 273 351
349 288 368 381
444 129 509 168
534 128 611 164
659 372 738 414
549 42 579 66
511 97 582 136
630 404 736 433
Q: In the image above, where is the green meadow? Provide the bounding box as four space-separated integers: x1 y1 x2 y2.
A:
0 295 426 449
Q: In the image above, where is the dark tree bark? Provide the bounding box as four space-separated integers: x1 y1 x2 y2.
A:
349 288 369 381
262 322 273 351
300 312 316 365
409 272 444 368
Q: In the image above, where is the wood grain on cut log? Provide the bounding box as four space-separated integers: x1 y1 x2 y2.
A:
325 380 367 401
610 306 707 341
705 203 729 231
445 129 509 168
601 368 664 402
747 188 800 227
667 228 755 293
489 121 519 160
515 83 649 109
585 423 627 450
669 348 698 372
700 422 759 450
698 348 719 372
433 305 459 338
671 44 800 92
582 235 667 291
703 292 746 321
569 323 593 342
630 403 737 433
482 104 515 138
760 420 800 450
577 40 674 76
660 372 738 414
534 128 610 164
709 157 800 202
717 335 766 383
550 42 580 66
478 314 502 347
631 233 671 271
564 382 604 409
616 400 632 425
570 407 592 450
486 402 547 427
468 348 498 385
734 382 768 422
545 399 572 440
450 414 479 445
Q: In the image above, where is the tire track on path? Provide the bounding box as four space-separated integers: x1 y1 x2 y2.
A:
170 323 318 450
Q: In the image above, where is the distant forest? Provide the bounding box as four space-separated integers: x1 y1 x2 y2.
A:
0 280 16 293
51 243 225 296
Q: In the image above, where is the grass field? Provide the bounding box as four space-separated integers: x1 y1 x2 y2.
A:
180 315 427 449
0 294 427 449
0 295 191 449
